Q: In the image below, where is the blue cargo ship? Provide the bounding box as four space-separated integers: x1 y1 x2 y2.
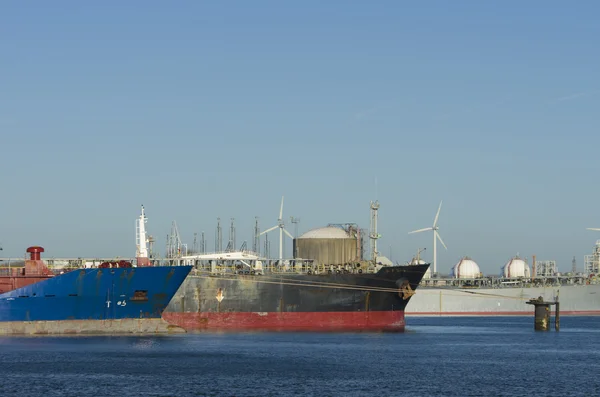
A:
0 246 191 334
0 206 192 334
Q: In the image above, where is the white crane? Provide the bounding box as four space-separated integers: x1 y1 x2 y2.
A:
408 201 447 276
260 196 294 261
587 227 600 232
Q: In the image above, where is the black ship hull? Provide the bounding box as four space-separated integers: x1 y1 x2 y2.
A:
163 264 429 331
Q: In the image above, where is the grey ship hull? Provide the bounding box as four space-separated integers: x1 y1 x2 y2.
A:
405 284 600 316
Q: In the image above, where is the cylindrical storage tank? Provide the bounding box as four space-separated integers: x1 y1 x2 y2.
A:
451 257 481 279
501 257 531 278
294 226 358 265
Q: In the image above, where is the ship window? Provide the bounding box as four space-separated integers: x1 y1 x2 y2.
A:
18 295 29 298
45 294 56 298
131 290 148 301
69 294 78 297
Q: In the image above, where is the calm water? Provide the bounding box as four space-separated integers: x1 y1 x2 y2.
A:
1 317 599 397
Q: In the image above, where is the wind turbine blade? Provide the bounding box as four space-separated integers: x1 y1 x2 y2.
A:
436 231 447 250
260 225 279 235
408 227 433 234
433 201 442 227
587 228 600 231
279 196 284 220
283 228 294 240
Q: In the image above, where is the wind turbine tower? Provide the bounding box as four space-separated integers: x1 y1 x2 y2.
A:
260 196 294 261
409 201 447 276
369 200 381 262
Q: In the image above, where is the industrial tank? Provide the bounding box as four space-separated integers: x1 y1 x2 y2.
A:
293 226 359 265
502 257 531 278
450 257 481 279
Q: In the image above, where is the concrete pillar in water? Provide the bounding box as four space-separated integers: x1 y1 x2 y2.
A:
526 296 557 331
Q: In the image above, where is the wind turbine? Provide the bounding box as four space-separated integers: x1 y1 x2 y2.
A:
408 201 447 276
260 196 294 261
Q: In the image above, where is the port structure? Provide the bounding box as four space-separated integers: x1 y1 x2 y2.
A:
534 260 557 277
166 221 185 258
584 241 600 274
253 217 260 255
225 218 236 252
215 218 222 252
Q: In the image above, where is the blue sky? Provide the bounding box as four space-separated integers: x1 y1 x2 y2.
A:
1 1 599 274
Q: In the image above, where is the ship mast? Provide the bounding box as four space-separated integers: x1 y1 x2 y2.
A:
369 200 380 263
136 205 148 258
135 205 152 266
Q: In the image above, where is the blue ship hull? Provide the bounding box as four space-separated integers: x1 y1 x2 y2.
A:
0 266 192 324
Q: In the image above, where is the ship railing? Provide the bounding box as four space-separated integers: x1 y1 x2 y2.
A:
0 267 13 277
420 274 591 288
0 266 57 277
188 264 377 277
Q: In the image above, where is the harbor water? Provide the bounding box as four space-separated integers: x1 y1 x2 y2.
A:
1 316 599 397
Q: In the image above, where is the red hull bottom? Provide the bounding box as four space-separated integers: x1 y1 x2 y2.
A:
162 311 406 332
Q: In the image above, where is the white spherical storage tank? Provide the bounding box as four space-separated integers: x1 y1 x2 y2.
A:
502 257 531 278
450 257 481 279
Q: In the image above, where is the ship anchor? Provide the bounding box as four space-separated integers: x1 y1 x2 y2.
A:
399 280 415 300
